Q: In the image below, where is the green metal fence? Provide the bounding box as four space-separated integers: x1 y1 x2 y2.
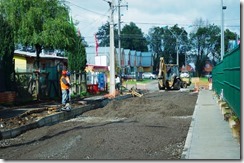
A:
212 45 240 119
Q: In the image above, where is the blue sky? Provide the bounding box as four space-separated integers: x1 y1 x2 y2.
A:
66 0 241 46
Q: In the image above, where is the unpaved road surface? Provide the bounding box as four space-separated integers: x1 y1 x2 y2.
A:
0 87 198 160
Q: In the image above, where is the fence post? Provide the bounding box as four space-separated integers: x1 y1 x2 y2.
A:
79 71 81 95
81 73 87 93
74 71 77 94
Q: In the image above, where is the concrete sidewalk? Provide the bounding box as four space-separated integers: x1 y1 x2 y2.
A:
181 89 240 159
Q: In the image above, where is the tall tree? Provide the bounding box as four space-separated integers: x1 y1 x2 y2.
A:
161 25 188 66
67 18 86 72
121 22 148 51
147 27 164 71
1 0 77 69
0 14 15 91
96 21 118 47
189 24 221 76
68 35 87 72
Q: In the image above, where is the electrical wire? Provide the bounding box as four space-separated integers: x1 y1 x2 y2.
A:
65 0 108 16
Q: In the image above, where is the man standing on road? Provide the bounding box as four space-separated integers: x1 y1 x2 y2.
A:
60 70 71 111
115 74 120 92
66 71 71 103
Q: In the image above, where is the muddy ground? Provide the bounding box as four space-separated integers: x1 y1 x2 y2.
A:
0 90 198 160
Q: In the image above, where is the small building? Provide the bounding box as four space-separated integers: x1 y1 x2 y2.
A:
141 52 153 72
123 49 131 74
14 50 67 72
129 50 137 73
86 47 109 66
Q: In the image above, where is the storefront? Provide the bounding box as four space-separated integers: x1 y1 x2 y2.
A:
85 64 109 94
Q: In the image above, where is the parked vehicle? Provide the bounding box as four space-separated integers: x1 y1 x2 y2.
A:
142 72 156 79
122 72 136 79
180 72 191 87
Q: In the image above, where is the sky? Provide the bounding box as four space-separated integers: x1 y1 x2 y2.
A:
66 0 241 46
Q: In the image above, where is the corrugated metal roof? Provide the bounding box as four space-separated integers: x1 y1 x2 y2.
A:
14 50 67 59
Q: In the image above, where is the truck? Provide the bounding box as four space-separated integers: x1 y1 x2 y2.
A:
157 57 188 90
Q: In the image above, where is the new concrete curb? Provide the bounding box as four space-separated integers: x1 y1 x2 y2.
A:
0 94 133 140
181 92 200 159
0 105 93 140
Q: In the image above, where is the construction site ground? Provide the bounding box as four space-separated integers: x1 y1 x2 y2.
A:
0 80 201 160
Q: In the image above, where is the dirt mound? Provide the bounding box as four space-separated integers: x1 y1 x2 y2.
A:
83 91 198 120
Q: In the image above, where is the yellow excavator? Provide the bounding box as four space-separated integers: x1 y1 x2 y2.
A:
158 57 188 90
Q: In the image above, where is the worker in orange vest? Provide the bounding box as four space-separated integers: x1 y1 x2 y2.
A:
60 70 70 108
66 71 71 103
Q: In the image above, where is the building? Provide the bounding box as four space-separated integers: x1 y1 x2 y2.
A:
141 52 153 72
14 50 67 72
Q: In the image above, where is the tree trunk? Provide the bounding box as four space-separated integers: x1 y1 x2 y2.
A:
34 44 42 100
35 44 42 69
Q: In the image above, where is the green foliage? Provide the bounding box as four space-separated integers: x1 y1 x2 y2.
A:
162 25 188 65
80 91 88 97
0 14 15 90
96 21 118 47
1 0 77 68
147 27 164 71
68 35 87 72
147 25 189 70
190 24 221 60
189 24 221 76
225 29 238 52
121 22 148 51
96 22 147 51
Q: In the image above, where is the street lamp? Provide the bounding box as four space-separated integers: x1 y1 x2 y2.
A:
221 0 227 60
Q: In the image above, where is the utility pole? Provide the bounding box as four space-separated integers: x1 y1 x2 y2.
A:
117 0 128 67
118 0 121 69
221 0 227 61
109 0 116 96
166 27 184 66
176 38 179 66
117 0 128 94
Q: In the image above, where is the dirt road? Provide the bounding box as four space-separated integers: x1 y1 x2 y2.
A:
0 82 198 160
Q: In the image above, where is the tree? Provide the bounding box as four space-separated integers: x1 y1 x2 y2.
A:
96 21 118 47
68 35 87 72
0 14 15 91
189 24 221 76
147 25 189 71
66 18 87 72
1 0 77 69
147 27 164 71
161 25 188 66
224 29 238 52
96 22 147 51
121 22 148 51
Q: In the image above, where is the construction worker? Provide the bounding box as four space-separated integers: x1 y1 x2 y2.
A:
115 74 120 91
60 70 70 111
66 71 71 103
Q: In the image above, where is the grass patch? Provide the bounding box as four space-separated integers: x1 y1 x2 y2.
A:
199 77 209 84
124 79 155 84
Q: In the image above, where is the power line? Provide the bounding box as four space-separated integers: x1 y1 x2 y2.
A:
79 9 110 32
65 0 108 16
122 21 240 28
